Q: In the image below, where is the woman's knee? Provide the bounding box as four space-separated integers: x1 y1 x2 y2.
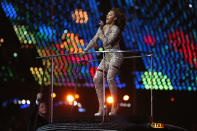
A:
93 73 102 84
107 77 115 85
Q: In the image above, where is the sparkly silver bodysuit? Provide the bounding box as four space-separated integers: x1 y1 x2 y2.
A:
84 25 123 109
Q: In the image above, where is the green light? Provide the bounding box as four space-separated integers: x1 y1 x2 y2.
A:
143 81 147 84
38 81 42 85
169 86 173 90
24 40 27 44
13 52 18 58
153 72 157 76
66 36 70 40
164 85 168 90
159 86 163 90
158 72 162 76
99 47 103 51
155 85 158 89
141 71 174 91
165 45 168 50
188 87 192 91
145 84 149 89
1 66 5 70
164 75 167 79
28 40 32 44
9 73 13 77
3 78 7 82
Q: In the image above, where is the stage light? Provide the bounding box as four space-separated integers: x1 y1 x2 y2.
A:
27 100 31 104
64 29 68 34
123 95 130 101
74 101 78 106
51 93 56 98
77 103 82 108
189 3 192 8
106 96 113 104
75 94 79 99
21 99 26 104
99 47 103 51
0 38 4 43
13 52 18 58
170 97 175 102
66 94 74 103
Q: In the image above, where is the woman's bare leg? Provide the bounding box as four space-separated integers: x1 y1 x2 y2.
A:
93 69 104 115
107 66 119 115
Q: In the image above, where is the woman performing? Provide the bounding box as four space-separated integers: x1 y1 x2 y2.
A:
83 8 126 116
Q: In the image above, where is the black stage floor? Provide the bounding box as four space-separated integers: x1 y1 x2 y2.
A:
37 116 188 131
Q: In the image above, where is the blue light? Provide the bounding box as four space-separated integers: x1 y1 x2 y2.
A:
20 104 30 109
78 107 86 112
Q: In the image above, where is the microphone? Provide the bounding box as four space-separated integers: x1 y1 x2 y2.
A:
95 18 105 28
99 20 104 29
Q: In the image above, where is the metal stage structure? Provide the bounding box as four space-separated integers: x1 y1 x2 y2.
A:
36 50 154 124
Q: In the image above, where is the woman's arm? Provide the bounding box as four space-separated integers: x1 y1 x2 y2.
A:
84 28 101 52
99 25 120 46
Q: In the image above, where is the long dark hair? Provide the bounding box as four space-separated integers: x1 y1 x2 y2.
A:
111 8 127 32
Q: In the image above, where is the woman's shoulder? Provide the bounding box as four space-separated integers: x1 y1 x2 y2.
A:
111 25 120 31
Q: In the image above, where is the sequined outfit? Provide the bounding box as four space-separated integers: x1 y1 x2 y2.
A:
84 25 123 113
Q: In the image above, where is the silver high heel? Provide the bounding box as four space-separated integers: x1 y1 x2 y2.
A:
94 112 103 116
109 111 116 116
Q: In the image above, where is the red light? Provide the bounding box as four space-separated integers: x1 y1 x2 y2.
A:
170 97 175 102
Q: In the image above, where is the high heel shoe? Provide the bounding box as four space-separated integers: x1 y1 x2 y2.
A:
94 112 104 116
109 104 118 116
109 111 116 116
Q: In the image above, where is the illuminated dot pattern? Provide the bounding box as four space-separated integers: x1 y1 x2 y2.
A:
72 9 89 24
1 0 196 91
111 0 197 91
0 66 15 83
13 25 36 45
0 0 124 88
139 71 173 90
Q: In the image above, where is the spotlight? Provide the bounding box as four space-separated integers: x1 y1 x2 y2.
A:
189 3 192 8
106 96 113 104
170 97 175 102
0 38 4 43
51 93 56 98
13 52 18 58
27 100 31 104
73 101 78 106
21 99 26 104
75 94 79 99
18 100 22 104
123 95 130 101
66 94 74 103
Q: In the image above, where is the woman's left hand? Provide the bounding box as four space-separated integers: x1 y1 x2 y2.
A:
99 20 104 29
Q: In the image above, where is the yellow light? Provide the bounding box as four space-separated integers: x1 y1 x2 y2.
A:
51 93 56 98
75 94 79 99
107 96 113 104
123 95 130 101
67 94 74 103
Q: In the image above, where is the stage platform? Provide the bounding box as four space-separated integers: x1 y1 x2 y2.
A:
37 116 188 131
